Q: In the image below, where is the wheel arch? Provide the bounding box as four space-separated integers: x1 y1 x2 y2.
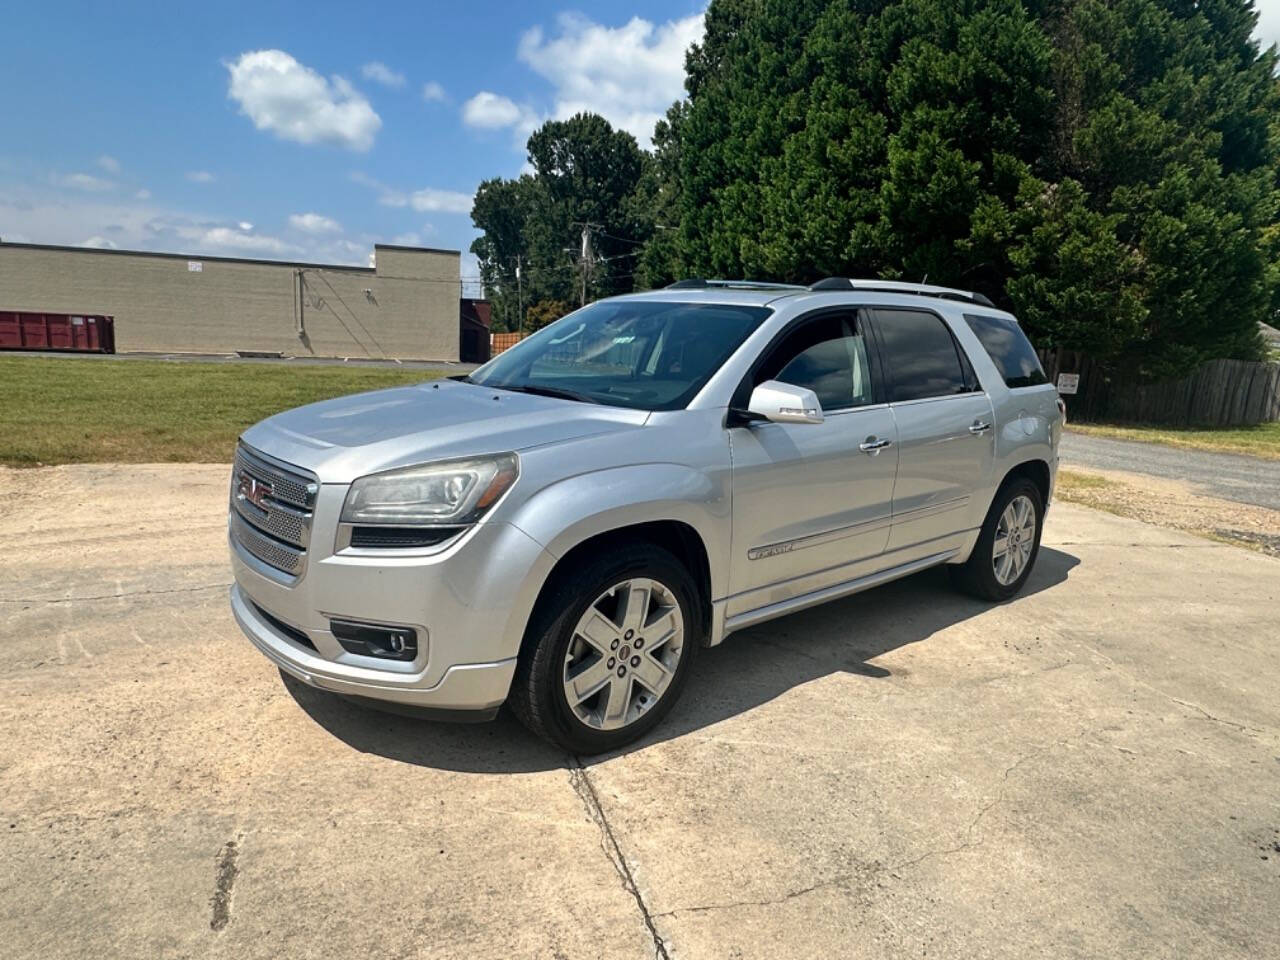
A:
1000 457 1051 507
523 520 714 658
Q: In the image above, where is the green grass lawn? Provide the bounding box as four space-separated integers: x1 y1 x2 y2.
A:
0 355 441 466
1065 421 1280 460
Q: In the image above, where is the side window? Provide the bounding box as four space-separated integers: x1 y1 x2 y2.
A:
875 310 973 403
754 313 875 411
963 313 1047 388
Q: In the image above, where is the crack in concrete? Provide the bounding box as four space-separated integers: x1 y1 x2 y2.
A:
0 582 232 606
1074 640 1268 736
568 759 670 960
652 868 873 919
654 747 1059 921
209 835 242 932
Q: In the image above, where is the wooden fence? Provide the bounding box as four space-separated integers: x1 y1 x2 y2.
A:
1037 347 1280 427
490 332 525 356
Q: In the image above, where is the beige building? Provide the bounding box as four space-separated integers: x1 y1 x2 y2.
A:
0 241 461 360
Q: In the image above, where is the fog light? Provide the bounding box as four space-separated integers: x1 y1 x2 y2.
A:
330 619 418 661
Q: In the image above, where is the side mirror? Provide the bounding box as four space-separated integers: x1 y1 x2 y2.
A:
746 380 824 424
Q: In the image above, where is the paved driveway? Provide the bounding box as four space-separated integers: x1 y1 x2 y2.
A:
1060 430 1280 511
1 465 1278 959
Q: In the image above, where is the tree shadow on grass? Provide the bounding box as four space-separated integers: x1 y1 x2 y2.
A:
283 547 1080 774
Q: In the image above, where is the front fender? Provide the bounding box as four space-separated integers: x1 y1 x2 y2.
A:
506 462 732 601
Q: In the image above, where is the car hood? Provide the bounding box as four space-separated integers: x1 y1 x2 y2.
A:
239 378 650 483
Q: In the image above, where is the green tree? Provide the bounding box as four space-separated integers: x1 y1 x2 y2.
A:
471 113 652 327
524 298 573 332
470 175 539 332
652 0 1279 378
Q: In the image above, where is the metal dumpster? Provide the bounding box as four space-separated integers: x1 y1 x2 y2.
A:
0 312 115 353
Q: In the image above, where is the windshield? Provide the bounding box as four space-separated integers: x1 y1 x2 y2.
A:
467 300 772 410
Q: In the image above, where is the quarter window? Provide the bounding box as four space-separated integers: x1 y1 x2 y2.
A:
875 310 973 402
754 313 874 411
963 313 1048 388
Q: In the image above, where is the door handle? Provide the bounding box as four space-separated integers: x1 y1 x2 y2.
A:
859 437 893 454
969 421 992 435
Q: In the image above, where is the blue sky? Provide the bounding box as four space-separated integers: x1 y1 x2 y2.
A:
0 0 706 287
1 0 1276 290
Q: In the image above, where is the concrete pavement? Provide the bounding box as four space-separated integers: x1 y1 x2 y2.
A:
1 464 1278 959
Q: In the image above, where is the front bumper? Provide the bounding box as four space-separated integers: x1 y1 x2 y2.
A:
228 482 556 713
230 583 516 712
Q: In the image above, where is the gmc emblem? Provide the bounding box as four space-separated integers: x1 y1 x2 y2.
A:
237 472 273 511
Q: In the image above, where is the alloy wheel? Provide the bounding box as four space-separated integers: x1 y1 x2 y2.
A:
561 577 685 731
992 494 1036 586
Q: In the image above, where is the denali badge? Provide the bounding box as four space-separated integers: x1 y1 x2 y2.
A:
237 473 273 511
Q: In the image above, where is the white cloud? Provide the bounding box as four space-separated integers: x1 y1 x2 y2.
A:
97 155 121 175
53 172 115 192
462 91 535 130
134 188 151 200
289 212 342 234
1257 0 1280 49
516 12 704 146
408 187 472 214
226 49 381 152
421 81 446 102
186 170 216 183
350 172 471 215
350 170 407 206
362 61 406 89
196 226 299 256
0 187 361 264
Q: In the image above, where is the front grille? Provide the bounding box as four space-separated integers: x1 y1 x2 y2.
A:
230 444 316 579
231 512 304 576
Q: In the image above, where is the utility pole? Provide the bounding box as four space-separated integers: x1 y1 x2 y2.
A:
515 255 524 336
579 223 593 306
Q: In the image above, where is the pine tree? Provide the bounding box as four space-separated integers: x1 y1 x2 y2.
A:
652 0 1279 377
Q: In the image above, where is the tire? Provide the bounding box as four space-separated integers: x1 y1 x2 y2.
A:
509 542 701 754
950 477 1044 602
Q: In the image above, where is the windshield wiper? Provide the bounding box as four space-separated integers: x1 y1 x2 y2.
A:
491 383 600 405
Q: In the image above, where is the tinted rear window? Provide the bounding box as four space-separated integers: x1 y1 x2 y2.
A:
874 309 972 402
963 314 1047 388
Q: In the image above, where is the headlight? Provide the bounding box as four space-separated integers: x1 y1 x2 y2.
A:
340 454 518 526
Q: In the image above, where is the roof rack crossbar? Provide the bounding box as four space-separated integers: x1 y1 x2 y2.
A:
665 278 807 291
808 277 995 308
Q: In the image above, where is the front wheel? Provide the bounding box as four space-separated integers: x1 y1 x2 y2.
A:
950 478 1044 602
509 543 700 754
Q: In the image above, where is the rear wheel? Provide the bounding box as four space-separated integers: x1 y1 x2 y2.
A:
510 543 700 754
950 477 1044 602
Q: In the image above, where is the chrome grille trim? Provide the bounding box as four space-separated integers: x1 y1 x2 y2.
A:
232 494 310 547
234 445 317 510
230 443 316 578
230 512 304 578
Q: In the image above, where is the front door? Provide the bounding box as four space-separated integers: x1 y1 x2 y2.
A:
869 308 995 551
726 310 898 617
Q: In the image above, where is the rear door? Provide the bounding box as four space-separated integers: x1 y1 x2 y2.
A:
726 310 898 614
869 308 995 552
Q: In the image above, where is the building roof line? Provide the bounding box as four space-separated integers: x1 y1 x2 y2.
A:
0 240 460 273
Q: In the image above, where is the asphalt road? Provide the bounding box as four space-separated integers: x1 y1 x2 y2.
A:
2 464 1278 959
1060 430 1280 511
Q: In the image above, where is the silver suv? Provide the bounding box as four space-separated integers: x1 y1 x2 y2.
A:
229 278 1061 752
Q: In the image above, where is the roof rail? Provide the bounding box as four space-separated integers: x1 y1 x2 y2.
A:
809 277 995 308
666 278 807 291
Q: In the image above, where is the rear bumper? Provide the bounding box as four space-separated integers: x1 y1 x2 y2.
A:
230 583 518 711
